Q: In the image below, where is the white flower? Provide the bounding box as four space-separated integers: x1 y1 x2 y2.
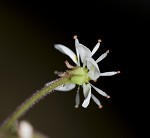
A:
18 121 33 138
54 35 119 108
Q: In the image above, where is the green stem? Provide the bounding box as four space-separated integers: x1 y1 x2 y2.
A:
0 77 71 132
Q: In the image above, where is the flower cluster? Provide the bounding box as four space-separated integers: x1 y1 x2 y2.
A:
54 35 119 109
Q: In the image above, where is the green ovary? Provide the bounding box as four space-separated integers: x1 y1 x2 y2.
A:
70 67 90 85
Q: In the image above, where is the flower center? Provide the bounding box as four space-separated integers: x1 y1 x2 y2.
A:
69 67 90 85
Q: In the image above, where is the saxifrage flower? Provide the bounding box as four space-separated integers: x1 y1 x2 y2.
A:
54 35 120 109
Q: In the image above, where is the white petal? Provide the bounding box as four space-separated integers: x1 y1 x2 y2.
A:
90 83 109 98
54 44 78 64
76 44 92 65
96 50 109 63
86 58 100 80
82 84 92 108
75 86 80 108
91 41 101 56
55 83 76 91
100 71 120 76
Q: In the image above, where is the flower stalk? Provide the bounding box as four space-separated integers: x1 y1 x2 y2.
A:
0 77 71 132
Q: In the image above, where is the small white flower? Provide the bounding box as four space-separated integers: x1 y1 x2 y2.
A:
54 35 119 108
18 120 33 138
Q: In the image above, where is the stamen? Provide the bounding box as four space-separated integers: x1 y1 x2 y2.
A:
96 49 109 63
75 86 80 108
64 60 75 69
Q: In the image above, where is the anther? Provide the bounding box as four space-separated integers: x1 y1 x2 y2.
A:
73 35 77 39
75 105 79 108
99 105 103 109
54 71 59 74
54 71 65 77
107 95 110 99
98 39 102 43
117 71 121 74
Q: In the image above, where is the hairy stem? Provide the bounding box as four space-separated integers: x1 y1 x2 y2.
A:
0 77 70 132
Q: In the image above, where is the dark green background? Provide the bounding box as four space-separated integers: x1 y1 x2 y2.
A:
0 1 148 138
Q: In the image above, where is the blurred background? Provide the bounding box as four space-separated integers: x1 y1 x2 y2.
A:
0 0 149 138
